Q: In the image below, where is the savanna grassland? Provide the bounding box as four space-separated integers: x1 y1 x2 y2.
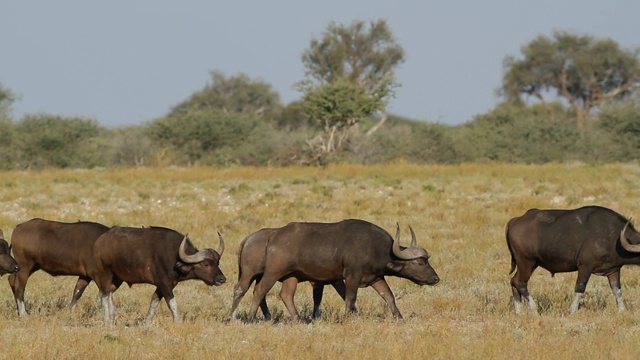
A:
1 163 640 359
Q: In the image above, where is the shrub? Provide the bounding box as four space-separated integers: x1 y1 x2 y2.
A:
14 114 106 168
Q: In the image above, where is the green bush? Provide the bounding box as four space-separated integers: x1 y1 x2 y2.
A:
453 102 582 163
595 99 640 160
2 98 639 169
348 117 459 164
147 108 295 166
14 114 106 169
99 126 155 167
0 118 18 170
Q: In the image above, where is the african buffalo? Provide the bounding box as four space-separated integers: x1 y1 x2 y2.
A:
8 218 111 316
94 226 226 324
506 205 640 314
247 219 440 320
0 230 20 275
228 227 346 321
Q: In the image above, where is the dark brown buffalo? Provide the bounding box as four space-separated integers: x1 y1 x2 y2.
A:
8 218 110 316
94 226 226 323
0 230 20 275
228 227 346 321
506 205 640 314
247 219 440 320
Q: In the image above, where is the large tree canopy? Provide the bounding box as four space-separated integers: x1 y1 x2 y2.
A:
301 19 404 91
171 70 282 117
298 19 405 162
501 31 640 128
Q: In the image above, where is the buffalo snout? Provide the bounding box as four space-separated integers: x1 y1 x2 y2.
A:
214 274 226 286
431 275 440 285
416 272 439 286
0 262 19 275
401 259 440 286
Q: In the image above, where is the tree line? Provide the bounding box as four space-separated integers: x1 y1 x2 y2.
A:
1 21 639 169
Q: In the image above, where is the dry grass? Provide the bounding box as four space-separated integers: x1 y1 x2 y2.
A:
1 163 640 359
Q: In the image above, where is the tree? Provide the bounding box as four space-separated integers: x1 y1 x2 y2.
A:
501 31 640 129
0 83 15 117
171 70 282 117
0 83 17 169
298 19 404 162
299 79 386 163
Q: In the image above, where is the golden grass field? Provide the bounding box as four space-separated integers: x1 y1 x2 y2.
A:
1 162 640 359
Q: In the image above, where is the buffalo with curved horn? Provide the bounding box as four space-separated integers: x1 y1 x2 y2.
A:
94 226 226 324
245 219 439 320
506 206 640 314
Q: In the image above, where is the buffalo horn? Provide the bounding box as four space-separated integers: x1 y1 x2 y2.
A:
216 231 225 256
178 235 208 264
409 225 417 247
0 229 3 239
392 223 404 258
620 219 640 252
392 223 428 260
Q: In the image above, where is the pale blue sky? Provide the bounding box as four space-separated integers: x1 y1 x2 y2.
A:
2 1 639 127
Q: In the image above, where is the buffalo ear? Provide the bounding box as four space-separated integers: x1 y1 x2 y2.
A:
174 261 192 275
386 261 403 273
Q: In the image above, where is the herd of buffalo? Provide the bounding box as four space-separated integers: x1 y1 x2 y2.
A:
0 204 639 324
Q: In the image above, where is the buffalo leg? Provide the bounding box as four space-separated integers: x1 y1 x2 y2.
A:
158 286 180 323
8 266 33 317
607 271 626 312
570 266 592 314
510 261 538 314
279 277 300 319
259 296 272 321
145 289 163 324
371 279 402 319
228 281 249 320
229 276 272 321
109 279 122 318
312 280 348 319
99 290 115 324
167 296 180 322
96 271 118 324
312 282 326 319
343 270 361 315
70 276 91 311
330 280 347 300
229 275 264 320
255 274 270 319
248 274 279 320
